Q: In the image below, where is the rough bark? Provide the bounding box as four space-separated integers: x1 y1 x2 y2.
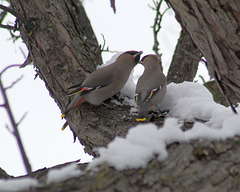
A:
168 0 240 102
4 0 240 191
204 80 239 107
167 29 202 83
5 136 240 192
9 0 164 157
0 167 12 179
10 0 105 156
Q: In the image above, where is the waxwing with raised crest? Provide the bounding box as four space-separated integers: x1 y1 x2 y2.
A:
135 54 167 121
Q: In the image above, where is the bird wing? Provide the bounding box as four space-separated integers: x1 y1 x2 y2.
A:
141 82 166 103
67 85 104 96
66 65 116 96
142 87 161 103
135 93 141 104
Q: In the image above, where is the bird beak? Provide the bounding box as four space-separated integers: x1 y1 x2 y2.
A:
136 51 143 56
136 51 143 64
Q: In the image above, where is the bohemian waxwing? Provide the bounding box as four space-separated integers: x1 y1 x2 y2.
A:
61 50 143 129
135 54 167 121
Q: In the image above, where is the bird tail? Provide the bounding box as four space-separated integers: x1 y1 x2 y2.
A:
136 117 147 122
136 104 149 122
61 121 69 130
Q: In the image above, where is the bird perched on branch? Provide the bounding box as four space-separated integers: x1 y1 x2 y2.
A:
61 50 143 130
135 54 167 121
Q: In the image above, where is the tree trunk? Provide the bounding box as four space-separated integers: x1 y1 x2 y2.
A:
10 0 107 156
204 80 239 107
167 29 202 83
6 0 240 191
10 0 164 157
10 137 240 192
168 0 240 102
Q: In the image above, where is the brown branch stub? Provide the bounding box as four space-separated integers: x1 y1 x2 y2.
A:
0 4 26 23
0 23 19 31
110 0 116 14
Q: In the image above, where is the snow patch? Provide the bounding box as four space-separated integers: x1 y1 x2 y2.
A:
46 163 81 184
88 81 240 171
159 82 237 128
0 177 38 192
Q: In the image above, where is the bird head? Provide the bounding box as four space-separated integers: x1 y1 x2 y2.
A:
124 50 143 64
140 54 159 65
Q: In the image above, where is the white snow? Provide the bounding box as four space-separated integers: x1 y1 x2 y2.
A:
0 177 38 192
159 82 237 129
46 163 81 184
1 80 239 189
0 163 82 191
88 81 240 170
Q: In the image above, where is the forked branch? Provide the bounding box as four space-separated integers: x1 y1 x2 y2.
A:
0 65 32 174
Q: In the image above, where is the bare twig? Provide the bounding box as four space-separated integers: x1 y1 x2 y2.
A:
0 64 22 75
100 34 117 53
17 112 28 126
0 4 26 23
110 0 116 14
151 0 170 70
0 23 19 31
100 33 106 52
0 8 8 24
5 124 14 135
5 75 24 90
198 75 206 84
0 65 32 174
20 52 33 68
19 46 27 59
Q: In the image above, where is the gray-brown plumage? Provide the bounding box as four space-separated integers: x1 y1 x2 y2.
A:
61 50 143 129
135 54 167 121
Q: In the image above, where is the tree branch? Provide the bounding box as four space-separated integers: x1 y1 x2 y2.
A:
0 64 22 76
100 33 117 53
5 75 24 90
0 65 32 174
0 7 8 24
5 124 14 135
110 0 116 13
151 0 170 70
167 29 202 83
201 59 238 114
0 4 26 23
17 112 28 126
0 23 19 31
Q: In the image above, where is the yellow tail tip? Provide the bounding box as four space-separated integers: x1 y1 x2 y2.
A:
61 114 66 118
136 118 147 122
61 121 69 131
